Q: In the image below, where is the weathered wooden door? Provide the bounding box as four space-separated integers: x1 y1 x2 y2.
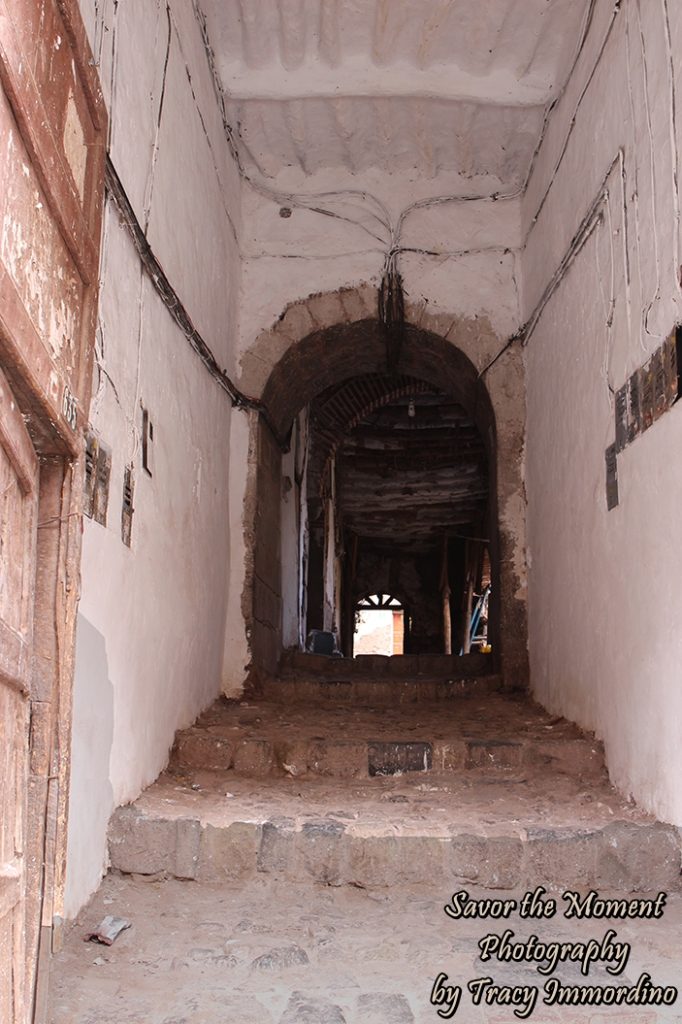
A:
0 369 38 1023
0 2 106 1021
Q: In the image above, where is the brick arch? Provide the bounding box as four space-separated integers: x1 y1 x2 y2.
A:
239 284 503 408
310 375 438 499
260 319 496 445
242 284 528 690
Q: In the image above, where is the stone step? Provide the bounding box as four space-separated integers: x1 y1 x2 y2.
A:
260 674 502 705
110 692 678 898
172 728 604 780
169 695 605 780
278 650 493 682
108 773 681 893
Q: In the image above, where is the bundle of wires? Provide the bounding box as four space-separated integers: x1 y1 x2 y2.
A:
379 249 405 372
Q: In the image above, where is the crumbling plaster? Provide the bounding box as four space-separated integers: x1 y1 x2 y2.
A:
523 0 682 824
66 0 242 916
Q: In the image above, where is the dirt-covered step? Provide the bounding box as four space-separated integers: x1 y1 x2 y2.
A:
260 674 502 705
278 650 493 679
108 772 681 893
171 729 603 780
109 726 677 894
168 693 605 781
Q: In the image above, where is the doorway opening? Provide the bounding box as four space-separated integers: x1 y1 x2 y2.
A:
248 316 508 681
354 594 406 656
301 374 491 658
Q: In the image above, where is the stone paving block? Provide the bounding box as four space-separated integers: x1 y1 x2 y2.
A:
356 992 414 1023
344 835 400 888
251 944 310 970
415 681 437 701
388 655 420 677
258 817 297 874
466 739 524 769
273 738 310 776
345 835 447 888
354 654 389 674
198 822 260 881
308 739 367 777
479 836 525 888
319 681 353 702
233 738 275 775
174 818 202 879
108 808 177 876
298 819 347 885
278 992 347 1024
432 740 468 771
597 821 682 891
524 826 601 888
448 834 524 889
173 730 235 770
529 737 605 779
368 741 432 776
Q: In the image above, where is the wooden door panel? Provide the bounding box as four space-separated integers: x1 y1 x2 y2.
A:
0 3 105 1020
0 0 105 452
0 368 37 1024
0 366 37 683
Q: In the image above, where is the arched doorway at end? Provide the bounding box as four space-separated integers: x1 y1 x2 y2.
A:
243 306 528 690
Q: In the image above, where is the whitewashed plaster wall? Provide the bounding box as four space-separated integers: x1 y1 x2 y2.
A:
523 0 682 823
238 183 523 360
66 0 243 916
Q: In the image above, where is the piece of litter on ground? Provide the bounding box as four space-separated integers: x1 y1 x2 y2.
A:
85 916 132 946
225 791 234 798
92 956 106 967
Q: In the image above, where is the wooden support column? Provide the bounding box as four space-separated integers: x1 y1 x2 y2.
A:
460 539 476 655
440 536 452 655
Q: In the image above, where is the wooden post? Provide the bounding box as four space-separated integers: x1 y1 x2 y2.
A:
461 539 475 655
440 536 452 655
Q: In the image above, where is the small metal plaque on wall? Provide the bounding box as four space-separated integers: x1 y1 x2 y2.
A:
605 444 619 511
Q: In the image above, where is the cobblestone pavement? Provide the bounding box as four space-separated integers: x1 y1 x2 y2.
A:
50 873 682 1024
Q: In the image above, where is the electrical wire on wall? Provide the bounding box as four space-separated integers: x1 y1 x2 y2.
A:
596 187 618 404
635 0 662 341
187 0 622 389
661 0 681 295
97 0 682 441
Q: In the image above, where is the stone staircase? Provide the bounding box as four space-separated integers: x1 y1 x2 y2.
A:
265 650 500 704
108 672 682 895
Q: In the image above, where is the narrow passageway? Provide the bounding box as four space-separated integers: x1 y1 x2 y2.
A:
5 0 682 1021
248 317 525 688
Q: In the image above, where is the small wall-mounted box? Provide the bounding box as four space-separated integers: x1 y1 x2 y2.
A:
84 433 111 526
121 465 134 548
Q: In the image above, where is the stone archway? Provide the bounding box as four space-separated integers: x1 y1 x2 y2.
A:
239 286 528 689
